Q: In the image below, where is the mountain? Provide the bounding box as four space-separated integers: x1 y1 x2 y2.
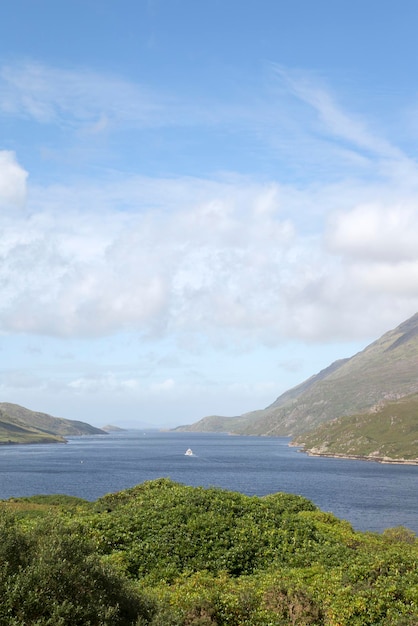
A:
0 402 106 444
292 392 418 463
177 312 418 438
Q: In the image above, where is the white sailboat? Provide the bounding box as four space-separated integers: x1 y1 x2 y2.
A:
184 448 193 456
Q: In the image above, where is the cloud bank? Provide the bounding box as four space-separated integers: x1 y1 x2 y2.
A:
1 62 418 348
1 152 418 345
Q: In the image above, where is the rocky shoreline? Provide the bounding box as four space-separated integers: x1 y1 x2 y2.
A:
292 444 418 465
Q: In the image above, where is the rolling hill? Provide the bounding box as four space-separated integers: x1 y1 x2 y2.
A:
292 392 418 463
177 312 418 444
0 402 106 444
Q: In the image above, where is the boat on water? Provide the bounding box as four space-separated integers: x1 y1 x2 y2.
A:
184 448 193 456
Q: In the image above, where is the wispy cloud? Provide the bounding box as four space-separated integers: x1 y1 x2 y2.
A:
0 60 253 132
272 65 418 186
273 65 393 155
0 61 170 129
5 59 412 189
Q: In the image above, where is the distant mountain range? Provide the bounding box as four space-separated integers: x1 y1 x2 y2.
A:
0 403 106 444
177 313 418 461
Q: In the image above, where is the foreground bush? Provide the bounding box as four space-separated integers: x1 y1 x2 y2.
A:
1 479 418 625
0 513 155 625
89 478 343 583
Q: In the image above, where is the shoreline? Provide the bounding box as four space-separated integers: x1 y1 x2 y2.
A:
294 445 418 466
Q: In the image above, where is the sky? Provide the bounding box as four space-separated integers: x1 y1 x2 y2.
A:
1 1 418 428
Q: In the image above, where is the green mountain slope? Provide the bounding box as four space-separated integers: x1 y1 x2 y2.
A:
293 393 418 463
179 312 418 438
0 402 106 444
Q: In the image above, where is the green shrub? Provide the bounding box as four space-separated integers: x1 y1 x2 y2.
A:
0 513 154 625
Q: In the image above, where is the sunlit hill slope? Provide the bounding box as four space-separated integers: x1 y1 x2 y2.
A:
293 392 418 462
0 402 106 444
177 313 418 443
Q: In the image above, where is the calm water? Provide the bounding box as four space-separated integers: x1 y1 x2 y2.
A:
0 431 417 534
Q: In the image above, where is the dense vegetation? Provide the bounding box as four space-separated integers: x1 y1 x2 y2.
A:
1 479 417 625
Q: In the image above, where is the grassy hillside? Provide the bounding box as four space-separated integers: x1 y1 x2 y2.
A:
0 403 106 444
0 414 65 444
1 479 417 625
180 313 418 443
293 392 418 462
174 411 267 433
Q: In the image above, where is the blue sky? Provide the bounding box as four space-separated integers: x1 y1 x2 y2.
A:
1 1 418 428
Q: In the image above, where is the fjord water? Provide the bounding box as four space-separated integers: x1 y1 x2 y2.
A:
0 431 417 534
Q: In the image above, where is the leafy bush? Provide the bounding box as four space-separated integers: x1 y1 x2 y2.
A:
1 480 417 625
89 479 340 582
0 512 154 625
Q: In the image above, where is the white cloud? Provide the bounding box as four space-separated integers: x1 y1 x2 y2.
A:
0 172 298 339
2 65 418 347
327 202 418 262
150 378 175 393
316 199 418 336
67 372 146 394
0 151 28 209
0 153 418 345
349 261 418 295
